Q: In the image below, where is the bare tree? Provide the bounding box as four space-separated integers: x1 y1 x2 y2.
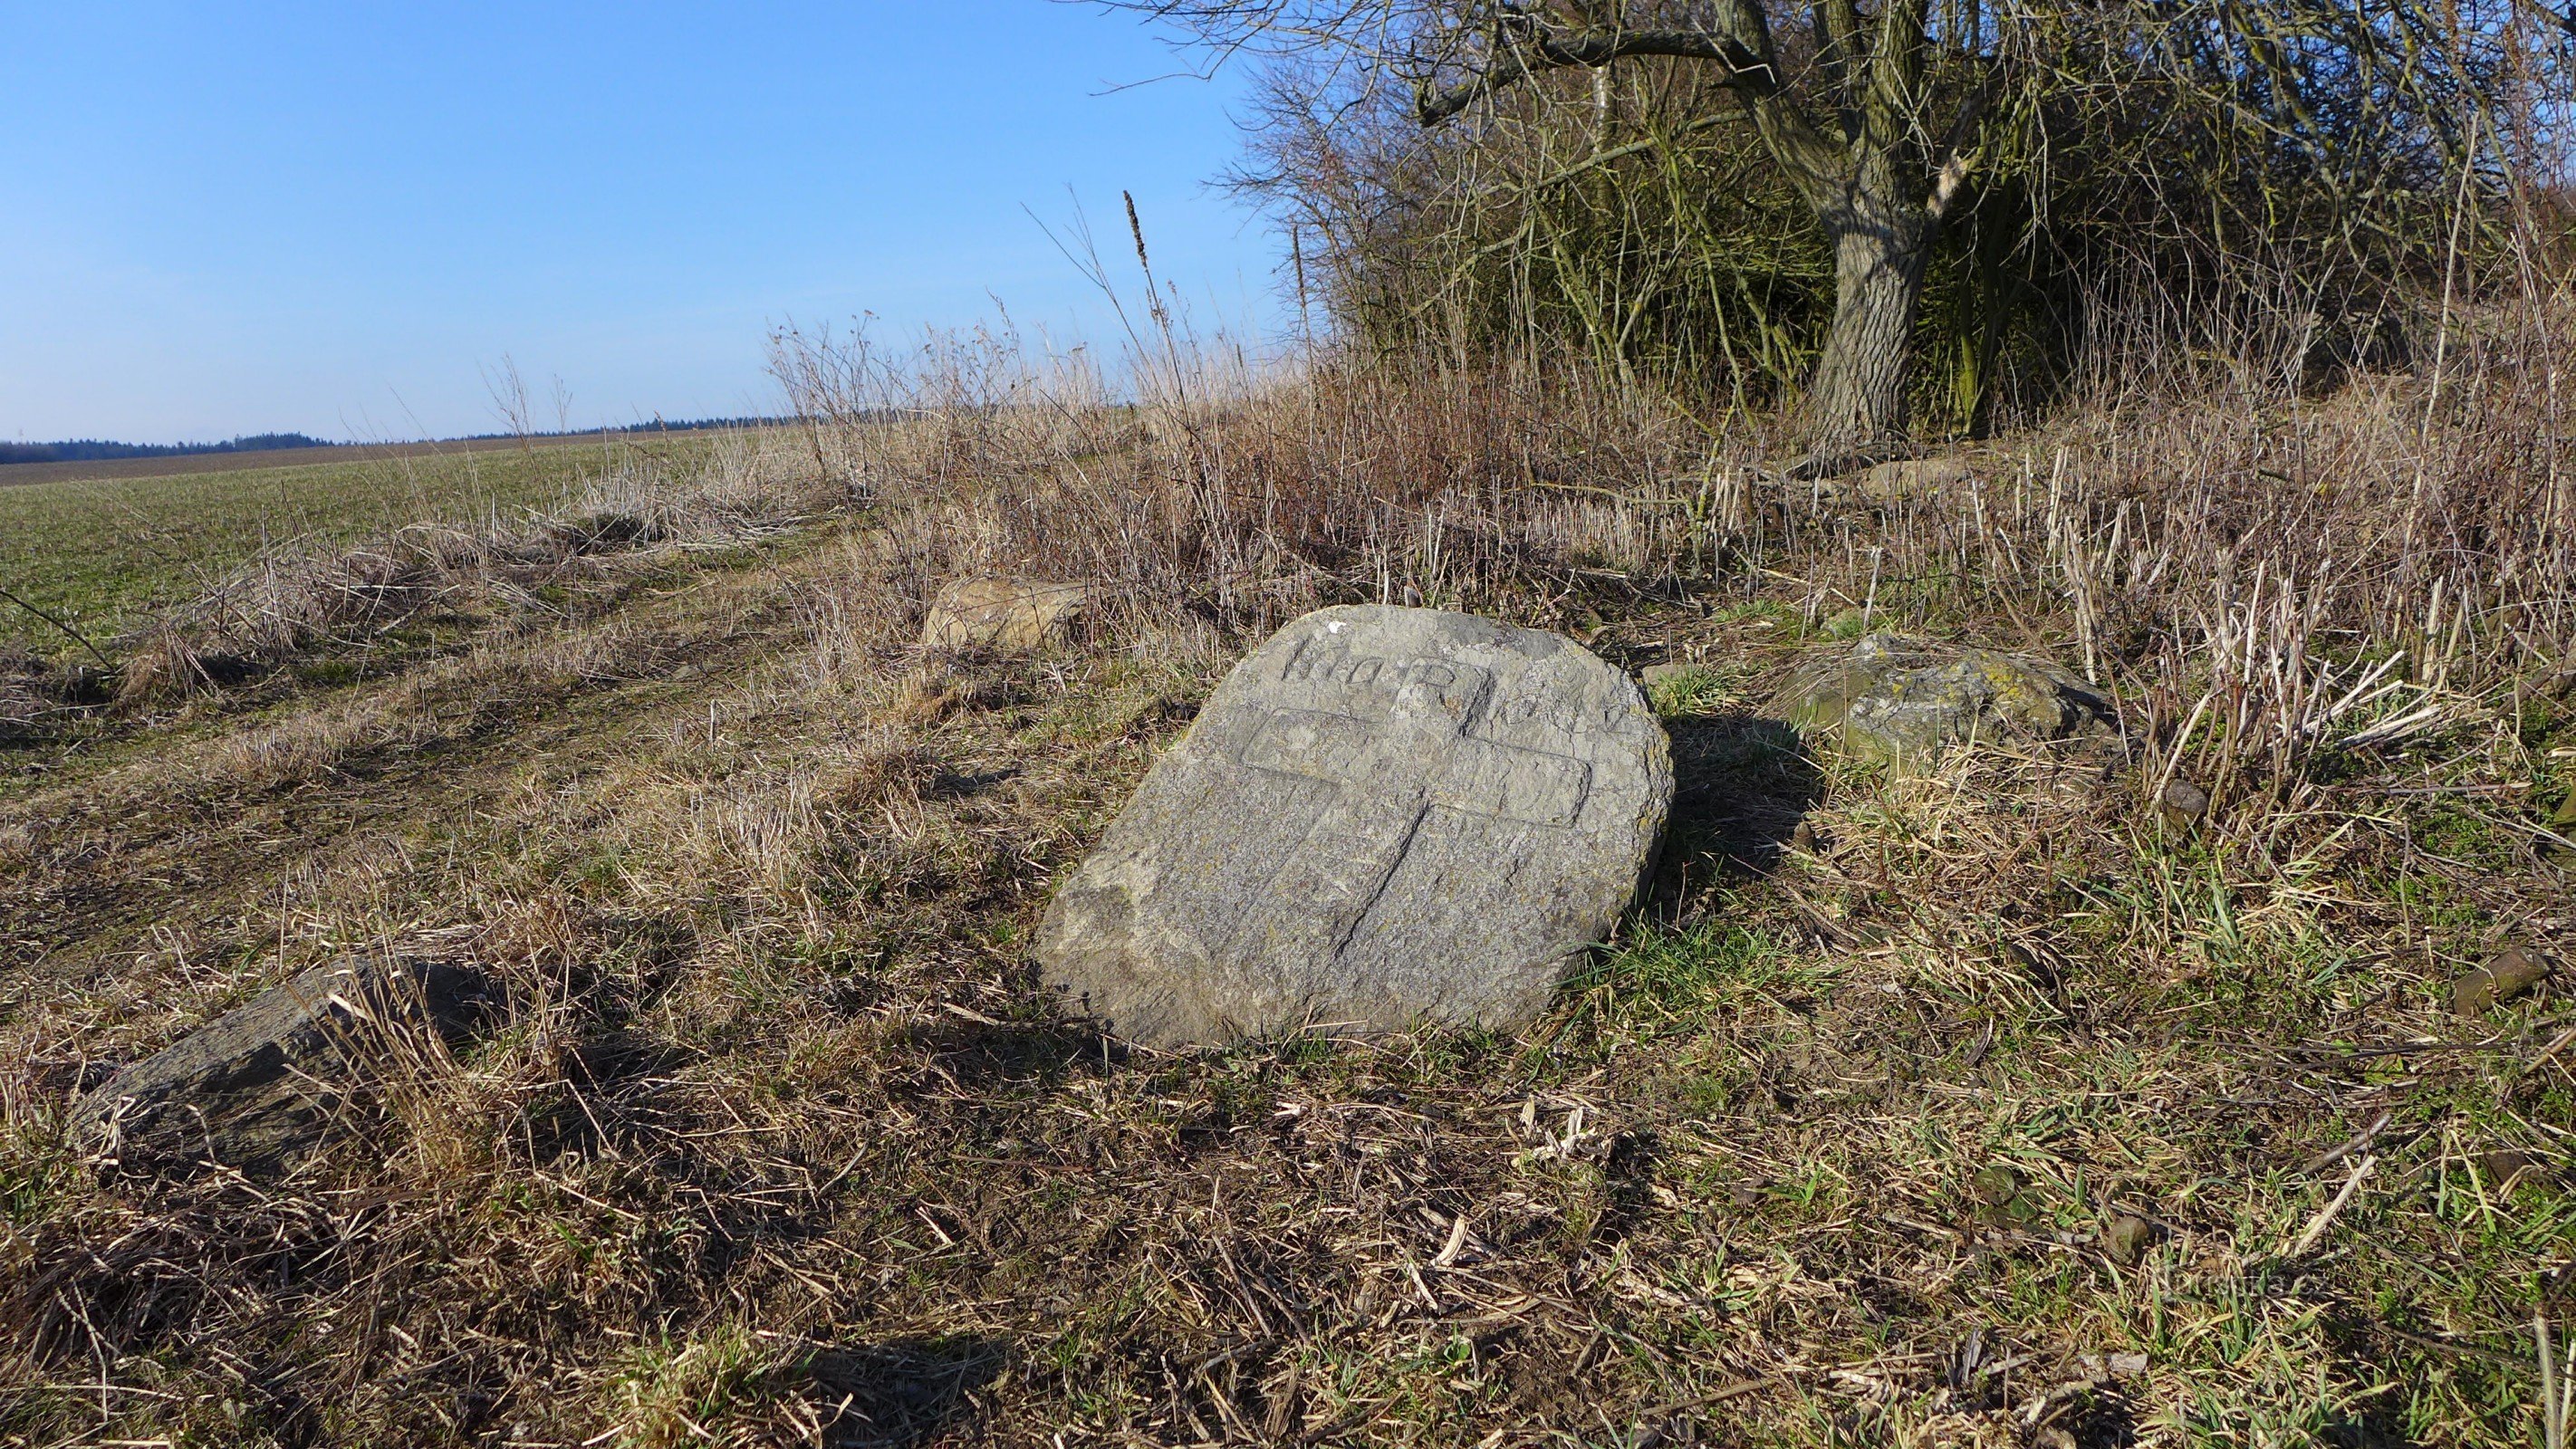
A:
1097 0 2525 465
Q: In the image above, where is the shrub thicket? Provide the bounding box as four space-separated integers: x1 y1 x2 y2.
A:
1201 0 2558 435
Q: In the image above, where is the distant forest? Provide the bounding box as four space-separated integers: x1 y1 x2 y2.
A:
0 433 331 465
0 417 785 467
450 417 788 443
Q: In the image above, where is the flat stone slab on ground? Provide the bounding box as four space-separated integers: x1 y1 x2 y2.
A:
1825 456 1977 508
1773 632 2112 767
74 955 494 1166
921 577 1091 652
1039 604 1672 1047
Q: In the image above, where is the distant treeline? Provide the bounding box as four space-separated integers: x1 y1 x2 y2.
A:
0 417 788 467
453 417 792 442
0 433 332 465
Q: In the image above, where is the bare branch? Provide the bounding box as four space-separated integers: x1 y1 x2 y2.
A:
1413 23 1775 123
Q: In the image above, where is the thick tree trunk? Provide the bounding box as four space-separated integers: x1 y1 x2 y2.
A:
1804 201 1934 467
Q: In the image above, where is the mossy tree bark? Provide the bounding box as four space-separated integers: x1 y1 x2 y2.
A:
1780 0 1949 465
1807 205 1935 465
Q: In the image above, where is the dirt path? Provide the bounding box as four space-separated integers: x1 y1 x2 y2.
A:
0 529 839 1003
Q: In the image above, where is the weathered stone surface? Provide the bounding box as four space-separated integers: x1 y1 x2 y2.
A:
921 577 1091 652
1835 456 1977 508
1039 605 1673 1047
1773 633 2112 766
2156 776 2212 830
2452 944 2553 1016
2477 1148 2552 1192
75 956 495 1166
2103 1213 2156 1264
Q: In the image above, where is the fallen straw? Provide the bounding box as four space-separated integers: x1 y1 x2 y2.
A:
2289 1154 2376 1259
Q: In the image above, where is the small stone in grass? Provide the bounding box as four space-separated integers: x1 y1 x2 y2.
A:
2451 944 2553 1016
73 955 496 1169
920 576 1091 652
2157 776 2210 830
2477 1149 2552 1191
1849 456 1977 507
1639 660 1697 691
1970 1165 2023 1205
2103 1214 2156 1264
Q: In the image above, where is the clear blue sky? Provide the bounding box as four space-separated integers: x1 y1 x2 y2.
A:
0 2 1280 445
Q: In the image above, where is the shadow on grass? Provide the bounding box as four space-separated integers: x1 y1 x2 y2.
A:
895 1011 1141 1097
1656 710 1825 895
799 1336 1005 1448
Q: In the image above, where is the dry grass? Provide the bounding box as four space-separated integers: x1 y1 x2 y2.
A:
1 290 2572 1448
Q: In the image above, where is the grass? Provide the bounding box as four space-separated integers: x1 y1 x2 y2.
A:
0 311 2571 1445
0 433 720 656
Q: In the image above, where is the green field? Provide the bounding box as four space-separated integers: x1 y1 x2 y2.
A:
0 437 709 657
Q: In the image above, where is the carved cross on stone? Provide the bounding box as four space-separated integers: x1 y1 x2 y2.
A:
1038 605 1673 1047
1226 698 1592 965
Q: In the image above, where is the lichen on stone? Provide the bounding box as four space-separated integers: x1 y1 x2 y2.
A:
1772 632 2113 767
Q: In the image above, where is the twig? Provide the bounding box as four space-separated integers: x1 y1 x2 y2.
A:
1639 1377 1777 1416
2300 1111 2393 1176
2287 1039 2503 1059
2288 1154 2375 1258
2542 1309 2566 1449
2474 805 2576 856
2523 1023 2576 1079
2371 1322 2531 1366
1430 1213 1470 1269
0 585 112 669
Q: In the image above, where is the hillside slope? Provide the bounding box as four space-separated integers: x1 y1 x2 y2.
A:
3 382 2571 1447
